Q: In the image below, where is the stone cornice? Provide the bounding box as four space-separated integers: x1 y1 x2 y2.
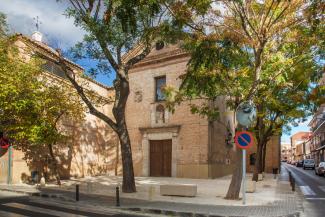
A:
139 125 181 134
130 49 189 71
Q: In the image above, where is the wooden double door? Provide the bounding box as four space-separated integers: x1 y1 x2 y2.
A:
150 140 172 177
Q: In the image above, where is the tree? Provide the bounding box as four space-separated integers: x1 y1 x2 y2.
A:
0 12 7 37
25 84 85 185
57 0 167 192
162 0 324 199
0 13 85 184
0 17 45 144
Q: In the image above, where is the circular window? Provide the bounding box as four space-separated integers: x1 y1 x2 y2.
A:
155 41 165 50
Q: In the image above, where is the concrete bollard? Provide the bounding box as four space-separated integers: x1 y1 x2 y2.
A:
87 182 93 194
258 173 263 181
148 185 155 200
40 177 46 188
246 181 256 193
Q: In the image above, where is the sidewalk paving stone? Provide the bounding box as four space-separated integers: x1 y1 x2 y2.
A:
0 166 302 217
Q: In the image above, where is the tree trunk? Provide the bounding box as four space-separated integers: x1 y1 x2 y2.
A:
225 148 243 199
47 143 61 185
115 136 119 176
262 142 267 172
252 142 263 181
114 77 136 193
117 125 136 193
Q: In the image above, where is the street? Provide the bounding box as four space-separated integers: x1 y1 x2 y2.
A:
283 163 325 217
0 191 146 217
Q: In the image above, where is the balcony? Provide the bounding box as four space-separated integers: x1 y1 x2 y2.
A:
311 112 325 133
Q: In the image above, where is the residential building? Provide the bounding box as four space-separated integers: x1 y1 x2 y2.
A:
281 143 291 161
304 139 312 159
309 72 325 165
290 132 311 161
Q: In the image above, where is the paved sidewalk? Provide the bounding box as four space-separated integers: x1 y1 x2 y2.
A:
0 168 303 217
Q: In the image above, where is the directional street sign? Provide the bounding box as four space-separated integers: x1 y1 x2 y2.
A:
234 131 254 149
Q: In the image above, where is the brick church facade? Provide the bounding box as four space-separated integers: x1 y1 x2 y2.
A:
125 42 280 178
125 42 237 178
0 35 280 184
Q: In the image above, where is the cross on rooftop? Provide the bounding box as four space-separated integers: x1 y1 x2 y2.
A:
33 16 42 31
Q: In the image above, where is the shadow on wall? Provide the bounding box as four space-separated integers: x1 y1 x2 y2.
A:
19 120 121 184
70 120 122 178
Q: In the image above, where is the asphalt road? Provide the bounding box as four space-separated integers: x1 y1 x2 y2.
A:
0 191 146 217
283 163 325 217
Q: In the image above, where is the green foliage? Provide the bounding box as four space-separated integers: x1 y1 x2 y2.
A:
0 29 84 149
65 0 165 76
164 0 324 142
0 36 43 143
0 12 8 37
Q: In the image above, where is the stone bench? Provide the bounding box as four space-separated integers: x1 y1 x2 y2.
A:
160 184 197 197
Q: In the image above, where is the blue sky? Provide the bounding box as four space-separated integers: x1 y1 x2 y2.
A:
0 0 312 142
73 58 115 86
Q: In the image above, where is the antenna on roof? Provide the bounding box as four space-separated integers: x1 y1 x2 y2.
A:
33 16 42 31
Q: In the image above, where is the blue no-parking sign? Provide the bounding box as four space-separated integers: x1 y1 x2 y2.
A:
234 131 254 149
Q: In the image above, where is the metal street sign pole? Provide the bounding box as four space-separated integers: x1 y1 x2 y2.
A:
235 129 253 206
235 101 256 206
242 149 246 205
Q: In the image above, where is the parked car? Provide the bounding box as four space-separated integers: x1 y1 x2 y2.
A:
303 159 315 170
315 162 325 176
296 160 304 167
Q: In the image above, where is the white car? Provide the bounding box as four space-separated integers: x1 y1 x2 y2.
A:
303 159 315 170
315 162 325 176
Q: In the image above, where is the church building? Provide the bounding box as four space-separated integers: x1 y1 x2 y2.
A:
0 33 280 184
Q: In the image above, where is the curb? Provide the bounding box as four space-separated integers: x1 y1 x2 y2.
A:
0 187 301 217
124 207 301 217
0 188 75 202
125 208 220 217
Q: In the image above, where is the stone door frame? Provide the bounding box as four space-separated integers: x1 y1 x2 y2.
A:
140 125 180 177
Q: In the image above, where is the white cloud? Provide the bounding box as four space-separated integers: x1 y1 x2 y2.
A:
0 0 85 48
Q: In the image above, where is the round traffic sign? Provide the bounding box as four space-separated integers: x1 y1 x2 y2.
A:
234 131 254 149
